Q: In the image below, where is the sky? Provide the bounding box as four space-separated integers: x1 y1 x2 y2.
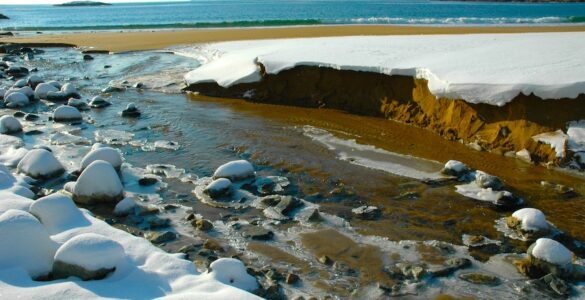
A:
0 0 183 4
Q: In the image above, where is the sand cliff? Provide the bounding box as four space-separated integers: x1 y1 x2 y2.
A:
185 65 585 166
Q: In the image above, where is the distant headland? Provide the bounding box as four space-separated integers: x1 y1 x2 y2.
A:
54 1 113 7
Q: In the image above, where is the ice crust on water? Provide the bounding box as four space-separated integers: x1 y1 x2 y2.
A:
184 32 585 106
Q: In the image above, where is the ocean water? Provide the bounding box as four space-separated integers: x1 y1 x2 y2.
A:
1 0 585 31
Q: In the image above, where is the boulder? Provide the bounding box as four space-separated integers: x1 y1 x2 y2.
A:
52 105 82 122
80 147 123 172
34 82 59 99
29 193 88 234
17 149 65 179
52 233 125 281
0 115 23 134
519 238 574 278
146 231 176 244
72 160 124 204
26 75 43 88
4 91 29 107
506 208 550 240
121 103 141 117
89 96 111 108
5 66 29 78
203 178 232 198
213 160 255 181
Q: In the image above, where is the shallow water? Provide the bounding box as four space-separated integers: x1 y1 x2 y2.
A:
3 47 585 298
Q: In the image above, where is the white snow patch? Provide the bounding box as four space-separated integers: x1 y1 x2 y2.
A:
567 120 585 153
184 33 585 106
114 197 137 216
30 193 89 234
203 258 259 291
532 130 568 158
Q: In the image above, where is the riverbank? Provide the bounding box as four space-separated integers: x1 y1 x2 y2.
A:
2 25 585 52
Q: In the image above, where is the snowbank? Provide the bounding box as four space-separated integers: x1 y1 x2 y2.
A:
17 149 65 179
183 32 585 106
72 160 124 204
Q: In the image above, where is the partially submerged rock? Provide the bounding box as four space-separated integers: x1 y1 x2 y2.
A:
72 160 124 204
80 146 123 172
52 105 82 122
506 208 550 241
441 160 470 177
0 115 22 134
262 195 303 221
17 149 65 179
52 233 125 281
89 96 111 108
213 160 255 181
121 103 141 118
204 178 232 198
474 171 504 190
517 238 574 278
351 205 382 220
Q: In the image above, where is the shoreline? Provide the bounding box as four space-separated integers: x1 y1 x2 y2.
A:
3 24 585 52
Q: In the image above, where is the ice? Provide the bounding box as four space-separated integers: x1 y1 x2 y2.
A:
532 130 568 158
185 32 585 106
114 197 137 216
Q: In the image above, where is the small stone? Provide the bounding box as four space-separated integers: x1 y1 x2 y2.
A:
459 272 499 285
203 239 223 252
138 177 158 186
285 273 300 284
147 217 170 228
319 255 333 265
146 231 176 244
241 225 274 241
83 54 94 61
307 209 322 222
24 113 39 121
192 219 213 231
185 213 195 221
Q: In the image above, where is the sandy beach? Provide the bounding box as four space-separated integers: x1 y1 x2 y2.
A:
3 25 585 52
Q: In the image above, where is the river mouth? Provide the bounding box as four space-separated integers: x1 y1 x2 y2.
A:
4 47 585 298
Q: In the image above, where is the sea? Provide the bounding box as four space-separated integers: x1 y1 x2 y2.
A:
1 0 585 31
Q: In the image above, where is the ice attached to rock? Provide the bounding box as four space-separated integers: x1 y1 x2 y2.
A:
567 120 585 153
530 238 573 268
60 83 78 96
442 160 470 177
204 178 232 198
73 160 124 204
204 258 258 291
532 130 568 158
34 82 59 99
30 193 88 234
184 32 585 106
53 233 125 280
17 149 65 179
0 209 57 278
213 160 255 181
53 105 82 122
80 146 123 171
4 92 29 108
0 115 22 134
511 208 548 232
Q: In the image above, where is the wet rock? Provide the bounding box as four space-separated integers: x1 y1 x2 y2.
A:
351 205 381 220
517 238 574 279
319 255 333 265
306 209 322 222
138 177 158 186
12 111 25 118
67 98 90 110
441 160 470 177
89 96 111 108
285 273 300 285
192 219 213 231
204 178 232 198
475 171 504 190
121 103 141 118
493 190 523 208
241 225 274 241
146 216 170 228
427 258 471 277
24 113 39 121
136 205 160 216
529 274 571 298
203 239 223 252
46 91 71 102
146 231 176 244
83 54 94 61
262 195 303 221
53 105 82 122
102 86 124 93
6 66 29 78
458 272 499 285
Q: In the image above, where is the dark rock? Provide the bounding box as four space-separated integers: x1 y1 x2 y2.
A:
163 204 179 211
262 196 303 220
5 66 29 78
241 225 274 241
146 231 176 244
475 171 504 190
52 260 114 281
458 272 500 285
307 209 322 222
192 219 213 231
319 255 333 265
134 82 144 89
0 31 13 36
138 177 158 186
24 129 44 135
203 239 223 252
186 213 196 221
83 54 94 61
104 65 112 69
24 113 39 121
89 97 111 108
13 111 25 118
285 273 300 285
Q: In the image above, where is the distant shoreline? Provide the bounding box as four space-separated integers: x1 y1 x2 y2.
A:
3 24 585 53
54 1 112 7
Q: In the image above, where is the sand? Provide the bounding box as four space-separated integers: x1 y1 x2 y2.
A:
3 25 585 52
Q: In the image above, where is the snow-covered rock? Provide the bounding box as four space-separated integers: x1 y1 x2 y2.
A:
80 147 123 171
72 160 124 204
505 208 550 241
5 86 34 99
89 96 111 108
474 171 504 190
204 178 232 198
46 80 62 89
0 209 57 279
60 83 78 97
441 160 470 177
17 149 65 179
532 130 568 158
0 115 23 134
524 238 573 278
0 191 33 215
26 75 43 88
204 258 258 291
29 193 88 234
4 92 29 108
53 233 125 280
113 197 137 216
121 102 141 117
67 98 89 110
34 82 59 99
13 79 27 88
213 160 255 181
53 105 82 122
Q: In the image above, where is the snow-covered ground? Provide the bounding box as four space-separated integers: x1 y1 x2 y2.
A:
182 32 585 106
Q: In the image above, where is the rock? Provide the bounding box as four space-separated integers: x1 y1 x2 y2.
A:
13 79 27 88
24 113 39 121
13 111 25 118
26 75 43 88
113 197 137 216
80 147 123 171
53 105 82 122
136 204 160 216
306 209 322 222
203 239 223 252
0 115 23 134
6 66 29 78
241 225 274 241
67 98 90 110
146 216 170 228
89 96 111 108
213 160 255 181
134 82 144 89
475 171 504 190
536 274 571 297
519 238 574 278
52 233 125 281
428 258 471 277
121 102 141 117
192 219 213 231
83 54 94 61
4 92 29 107
506 208 550 241
34 82 59 99
72 160 124 204
138 177 158 186
458 272 499 285
285 273 300 285
493 190 522 208
441 160 470 177
263 196 303 221
146 231 176 244
394 262 426 280
204 178 232 198
319 255 333 265
17 149 65 179
46 91 70 102
351 205 381 220
6 86 34 100
102 86 124 93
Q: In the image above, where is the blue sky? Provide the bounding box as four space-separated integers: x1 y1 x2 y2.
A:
0 0 185 4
